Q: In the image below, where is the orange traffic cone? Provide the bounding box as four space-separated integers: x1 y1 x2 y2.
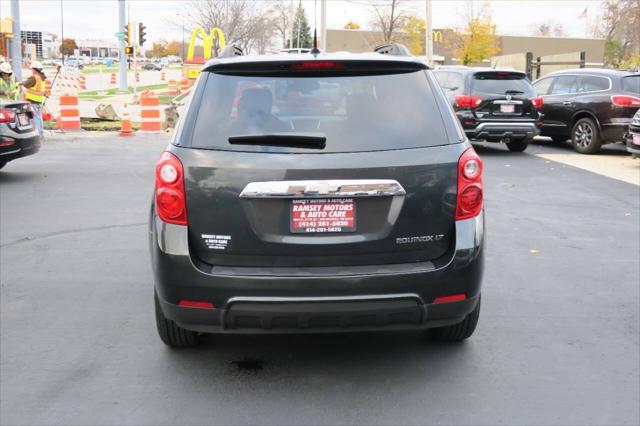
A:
119 103 135 137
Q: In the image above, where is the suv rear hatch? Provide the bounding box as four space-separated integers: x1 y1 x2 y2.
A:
470 71 538 119
178 59 460 268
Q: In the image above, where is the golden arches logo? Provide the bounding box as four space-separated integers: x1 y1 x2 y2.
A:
186 26 226 62
432 30 443 43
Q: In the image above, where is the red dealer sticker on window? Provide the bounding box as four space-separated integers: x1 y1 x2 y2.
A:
290 198 356 233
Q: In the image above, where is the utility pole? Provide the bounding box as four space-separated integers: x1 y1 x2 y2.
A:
10 0 22 81
118 0 127 92
425 0 433 66
320 0 327 51
60 0 65 64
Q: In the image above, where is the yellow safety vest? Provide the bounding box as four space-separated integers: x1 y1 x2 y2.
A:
0 77 19 101
24 75 45 104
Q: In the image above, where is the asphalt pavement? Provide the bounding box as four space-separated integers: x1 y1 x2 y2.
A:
1 133 638 425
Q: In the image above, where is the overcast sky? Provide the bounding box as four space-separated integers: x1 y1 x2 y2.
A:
1 0 603 44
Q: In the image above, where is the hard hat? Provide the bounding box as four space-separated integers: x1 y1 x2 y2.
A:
0 62 12 74
31 60 44 70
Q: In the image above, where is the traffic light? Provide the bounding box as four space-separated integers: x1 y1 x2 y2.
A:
138 23 147 47
124 22 133 45
125 46 133 56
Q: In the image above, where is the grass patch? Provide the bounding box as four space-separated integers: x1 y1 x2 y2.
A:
78 83 169 100
81 66 120 74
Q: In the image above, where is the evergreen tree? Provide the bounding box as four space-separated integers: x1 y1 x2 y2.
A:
287 2 312 49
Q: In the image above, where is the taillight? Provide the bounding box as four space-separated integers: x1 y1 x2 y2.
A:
529 97 543 109
456 148 483 220
155 152 187 225
455 95 483 109
611 95 640 107
0 109 16 123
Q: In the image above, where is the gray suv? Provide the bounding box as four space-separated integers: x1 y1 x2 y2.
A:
149 45 485 347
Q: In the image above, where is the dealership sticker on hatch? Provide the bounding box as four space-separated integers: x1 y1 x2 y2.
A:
201 234 232 250
291 198 356 233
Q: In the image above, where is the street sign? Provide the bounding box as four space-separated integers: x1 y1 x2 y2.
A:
115 32 125 40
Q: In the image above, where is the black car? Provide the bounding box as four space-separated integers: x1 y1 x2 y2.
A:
149 45 485 348
627 109 640 159
0 100 41 170
532 69 640 154
433 67 542 152
142 63 162 71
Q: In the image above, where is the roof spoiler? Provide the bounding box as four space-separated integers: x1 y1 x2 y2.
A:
218 45 244 58
373 43 412 57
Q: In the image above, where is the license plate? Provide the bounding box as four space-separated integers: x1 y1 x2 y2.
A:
633 134 640 146
500 104 515 113
17 113 29 126
290 198 356 233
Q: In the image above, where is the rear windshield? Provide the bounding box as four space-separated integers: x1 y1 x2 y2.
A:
471 72 534 96
190 70 448 153
622 75 640 94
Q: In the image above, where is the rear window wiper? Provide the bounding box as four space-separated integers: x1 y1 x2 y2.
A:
228 133 327 150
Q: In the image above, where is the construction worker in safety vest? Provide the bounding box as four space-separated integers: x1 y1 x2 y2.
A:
19 61 47 134
0 62 20 101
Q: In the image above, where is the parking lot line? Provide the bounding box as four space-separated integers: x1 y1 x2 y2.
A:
535 152 640 186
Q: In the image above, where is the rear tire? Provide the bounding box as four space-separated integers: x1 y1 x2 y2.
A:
506 138 529 152
430 296 481 342
571 118 602 154
155 291 200 348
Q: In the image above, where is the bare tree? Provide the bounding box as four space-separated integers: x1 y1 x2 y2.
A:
529 22 566 37
186 0 277 54
368 0 408 43
270 0 294 48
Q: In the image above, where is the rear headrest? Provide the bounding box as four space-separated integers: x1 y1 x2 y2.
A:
238 88 273 115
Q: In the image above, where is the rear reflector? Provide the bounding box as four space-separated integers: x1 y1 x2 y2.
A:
434 294 466 304
0 140 16 147
178 300 215 309
611 95 640 107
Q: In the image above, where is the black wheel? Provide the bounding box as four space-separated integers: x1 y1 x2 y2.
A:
571 118 602 154
0 161 6 170
506 138 529 152
155 291 200 348
430 296 481 342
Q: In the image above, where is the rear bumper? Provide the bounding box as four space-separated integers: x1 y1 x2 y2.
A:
0 132 41 163
464 121 539 141
601 119 632 143
627 131 640 156
149 211 485 334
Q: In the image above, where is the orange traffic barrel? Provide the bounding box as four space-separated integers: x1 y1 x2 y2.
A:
139 92 162 132
78 75 86 90
110 73 117 85
119 103 135 136
167 80 179 96
179 78 190 93
160 70 166 81
135 71 140 83
45 79 52 97
58 94 81 131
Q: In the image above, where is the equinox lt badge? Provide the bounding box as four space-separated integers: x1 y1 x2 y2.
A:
396 235 445 244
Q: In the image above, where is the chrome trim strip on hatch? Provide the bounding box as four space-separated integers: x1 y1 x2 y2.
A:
239 179 407 199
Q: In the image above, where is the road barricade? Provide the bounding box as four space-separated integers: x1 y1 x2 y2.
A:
179 78 190 93
139 92 162 132
167 80 179 96
57 94 81 131
110 73 117 85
